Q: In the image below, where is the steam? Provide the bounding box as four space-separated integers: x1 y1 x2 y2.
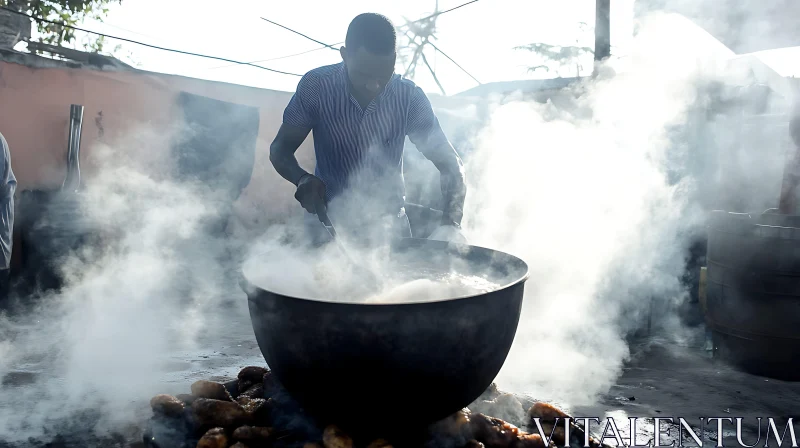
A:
463 12 766 406
0 141 246 443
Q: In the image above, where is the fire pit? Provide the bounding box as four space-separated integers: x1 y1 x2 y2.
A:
240 238 529 437
143 366 609 448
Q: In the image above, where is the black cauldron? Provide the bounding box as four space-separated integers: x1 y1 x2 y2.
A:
240 238 529 436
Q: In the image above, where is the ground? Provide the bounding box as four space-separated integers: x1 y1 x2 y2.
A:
2 296 799 447
139 307 800 447
573 340 800 447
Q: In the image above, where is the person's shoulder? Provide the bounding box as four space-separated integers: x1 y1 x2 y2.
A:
394 74 422 94
392 75 428 102
302 63 343 83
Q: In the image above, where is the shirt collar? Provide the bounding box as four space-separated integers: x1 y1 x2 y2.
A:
338 62 398 99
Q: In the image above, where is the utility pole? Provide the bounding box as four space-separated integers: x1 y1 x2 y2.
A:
594 0 611 73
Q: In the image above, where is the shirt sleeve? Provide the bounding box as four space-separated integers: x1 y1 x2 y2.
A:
0 133 14 270
283 72 320 129
406 87 450 155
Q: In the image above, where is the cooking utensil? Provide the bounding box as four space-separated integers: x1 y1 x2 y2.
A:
240 238 529 437
316 208 381 289
316 208 350 260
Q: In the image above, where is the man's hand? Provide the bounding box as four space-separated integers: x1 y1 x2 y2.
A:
428 224 467 244
295 174 327 215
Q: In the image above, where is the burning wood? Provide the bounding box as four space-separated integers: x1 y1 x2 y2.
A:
470 413 521 448
364 438 392 448
197 427 228 448
233 425 274 442
192 380 235 402
239 366 269 383
527 402 605 448
513 434 550 448
239 383 265 399
150 394 186 418
145 366 604 448
322 425 354 448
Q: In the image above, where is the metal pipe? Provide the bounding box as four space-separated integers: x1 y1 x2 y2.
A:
594 0 611 62
62 104 83 192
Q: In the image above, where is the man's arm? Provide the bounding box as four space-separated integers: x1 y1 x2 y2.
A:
0 132 14 271
271 72 329 216
269 123 312 186
271 71 319 186
407 88 467 227
420 141 466 227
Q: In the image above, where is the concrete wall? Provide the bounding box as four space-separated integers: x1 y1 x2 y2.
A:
0 58 318 230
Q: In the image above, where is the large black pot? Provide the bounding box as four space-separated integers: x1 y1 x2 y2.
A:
706 210 800 380
240 238 528 436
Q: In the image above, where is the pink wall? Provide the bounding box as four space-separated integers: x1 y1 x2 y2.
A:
0 59 316 230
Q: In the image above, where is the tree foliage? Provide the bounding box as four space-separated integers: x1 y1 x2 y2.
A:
0 0 120 52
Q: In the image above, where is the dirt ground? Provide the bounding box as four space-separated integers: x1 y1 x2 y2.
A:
573 339 800 447
138 312 800 448
2 297 799 447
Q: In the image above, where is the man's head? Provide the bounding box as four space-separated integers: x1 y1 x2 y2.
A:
340 13 397 101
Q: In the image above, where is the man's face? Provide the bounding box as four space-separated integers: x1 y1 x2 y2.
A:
341 46 396 101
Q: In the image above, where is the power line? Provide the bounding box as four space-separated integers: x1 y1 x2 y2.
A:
0 6 303 77
259 2 481 54
429 41 481 84
260 17 339 50
208 42 343 70
409 0 480 24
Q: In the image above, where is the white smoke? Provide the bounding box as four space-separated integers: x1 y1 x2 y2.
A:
0 141 247 443
454 11 792 406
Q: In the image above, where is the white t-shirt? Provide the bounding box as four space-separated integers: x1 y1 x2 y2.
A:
0 132 16 270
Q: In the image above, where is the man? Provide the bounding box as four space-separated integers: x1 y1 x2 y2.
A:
270 12 466 247
0 132 16 296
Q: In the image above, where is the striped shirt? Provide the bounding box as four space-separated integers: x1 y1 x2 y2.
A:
283 62 450 212
0 132 16 270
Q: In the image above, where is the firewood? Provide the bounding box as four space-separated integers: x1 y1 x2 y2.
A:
470 413 520 448
224 379 240 398
464 441 486 448
176 394 198 406
196 427 228 448
526 403 570 425
432 410 474 441
238 380 254 395
191 398 252 428
233 425 273 441
513 433 554 448
149 394 184 418
239 366 269 383
366 439 393 448
527 403 605 448
239 383 264 399
323 425 353 448
191 380 234 402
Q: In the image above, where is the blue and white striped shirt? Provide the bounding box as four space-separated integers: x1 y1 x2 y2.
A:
0 132 15 270
283 62 450 211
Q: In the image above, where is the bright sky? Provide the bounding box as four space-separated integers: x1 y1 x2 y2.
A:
56 0 637 95
37 0 799 95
